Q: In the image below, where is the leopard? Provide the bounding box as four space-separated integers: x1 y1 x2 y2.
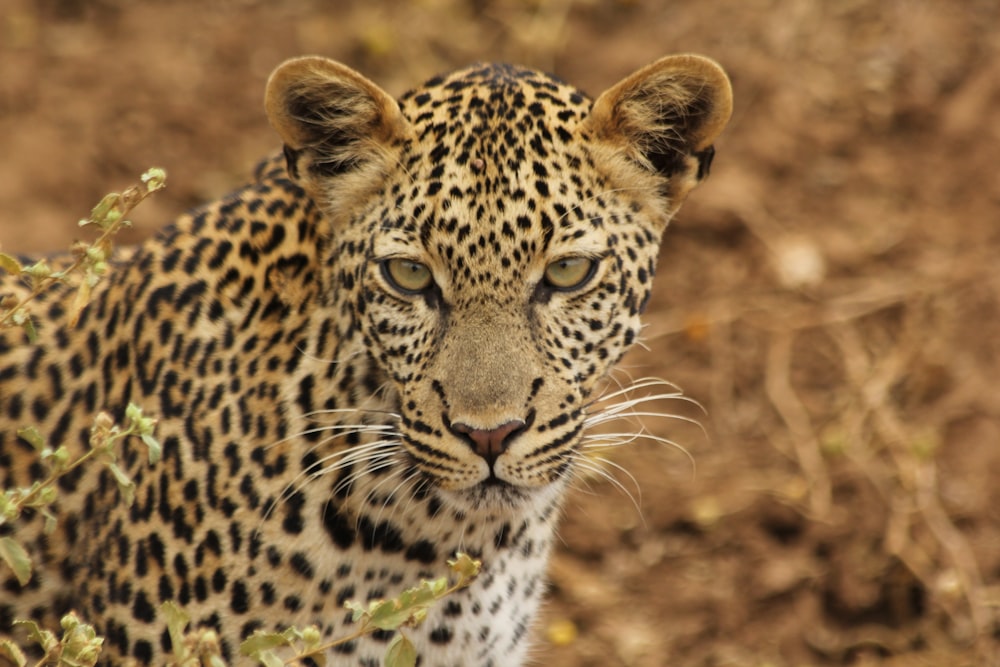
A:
0 54 732 666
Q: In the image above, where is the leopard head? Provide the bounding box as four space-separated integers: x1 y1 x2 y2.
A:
265 55 731 511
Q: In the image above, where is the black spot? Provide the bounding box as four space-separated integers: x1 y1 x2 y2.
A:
241 620 264 641
290 551 315 579
494 522 510 549
404 539 437 565
231 580 250 614
260 582 276 605
336 584 356 606
194 576 208 602
323 502 355 549
429 626 453 644
132 590 156 623
133 639 153 663
158 574 174 602
282 491 306 534
212 568 227 593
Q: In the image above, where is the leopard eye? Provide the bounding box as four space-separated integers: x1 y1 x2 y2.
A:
543 256 597 291
382 258 433 293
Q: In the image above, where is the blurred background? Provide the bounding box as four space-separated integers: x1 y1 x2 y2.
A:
1 1 998 665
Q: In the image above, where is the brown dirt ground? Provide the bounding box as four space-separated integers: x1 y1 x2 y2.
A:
2 1 999 665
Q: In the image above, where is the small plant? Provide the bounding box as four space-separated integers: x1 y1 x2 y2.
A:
0 403 161 585
0 167 167 339
0 170 166 667
160 602 228 667
240 553 481 667
1 168 481 667
0 613 104 667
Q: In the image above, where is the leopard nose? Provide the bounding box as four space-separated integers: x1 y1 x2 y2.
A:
450 418 527 464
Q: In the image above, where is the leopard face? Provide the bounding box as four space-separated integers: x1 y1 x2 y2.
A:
1 55 731 666
267 57 732 514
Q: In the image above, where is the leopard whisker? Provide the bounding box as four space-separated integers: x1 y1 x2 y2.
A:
581 429 696 474
300 406 402 423
263 432 375 516
294 343 359 366
585 408 704 430
356 460 409 529
579 432 641 448
264 437 403 523
397 475 433 525
588 377 689 408
372 467 423 531
329 446 406 499
266 420 396 451
265 430 398 510
322 443 402 482
287 422 401 468
568 453 644 521
308 438 403 476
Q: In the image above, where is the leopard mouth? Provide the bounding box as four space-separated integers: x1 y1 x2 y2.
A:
453 477 534 511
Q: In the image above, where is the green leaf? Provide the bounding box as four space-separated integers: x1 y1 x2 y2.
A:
367 600 414 632
106 462 135 506
368 581 442 631
85 193 120 228
160 601 190 662
0 494 15 524
0 252 22 275
12 619 55 653
300 625 321 649
41 507 58 535
384 634 417 667
257 651 286 667
127 403 162 464
141 167 167 192
22 259 52 281
16 426 46 452
58 613 102 666
344 600 368 623
428 576 448 597
239 630 294 656
0 639 27 667
448 552 481 581
20 315 38 343
125 402 143 424
367 599 403 630
141 433 162 465
0 536 32 585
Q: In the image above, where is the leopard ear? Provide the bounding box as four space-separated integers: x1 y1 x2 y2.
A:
265 56 410 195
585 54 733 208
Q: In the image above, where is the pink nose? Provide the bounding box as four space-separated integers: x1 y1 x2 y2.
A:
451 419 527 464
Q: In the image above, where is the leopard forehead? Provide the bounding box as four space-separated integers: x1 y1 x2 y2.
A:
371 64 629 296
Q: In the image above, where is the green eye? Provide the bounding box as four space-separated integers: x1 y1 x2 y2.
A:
544 256 597 290
382 258 433 293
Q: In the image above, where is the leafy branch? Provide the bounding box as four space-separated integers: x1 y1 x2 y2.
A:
0 403 161 587
239 553 482 667
0 167 167 339
0 613 104 667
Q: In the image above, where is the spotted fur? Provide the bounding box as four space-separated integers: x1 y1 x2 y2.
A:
0 55 731 665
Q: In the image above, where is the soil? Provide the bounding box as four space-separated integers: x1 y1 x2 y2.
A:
2 1 998 665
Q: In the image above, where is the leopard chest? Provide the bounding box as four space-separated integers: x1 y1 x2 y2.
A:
71 419 565 666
